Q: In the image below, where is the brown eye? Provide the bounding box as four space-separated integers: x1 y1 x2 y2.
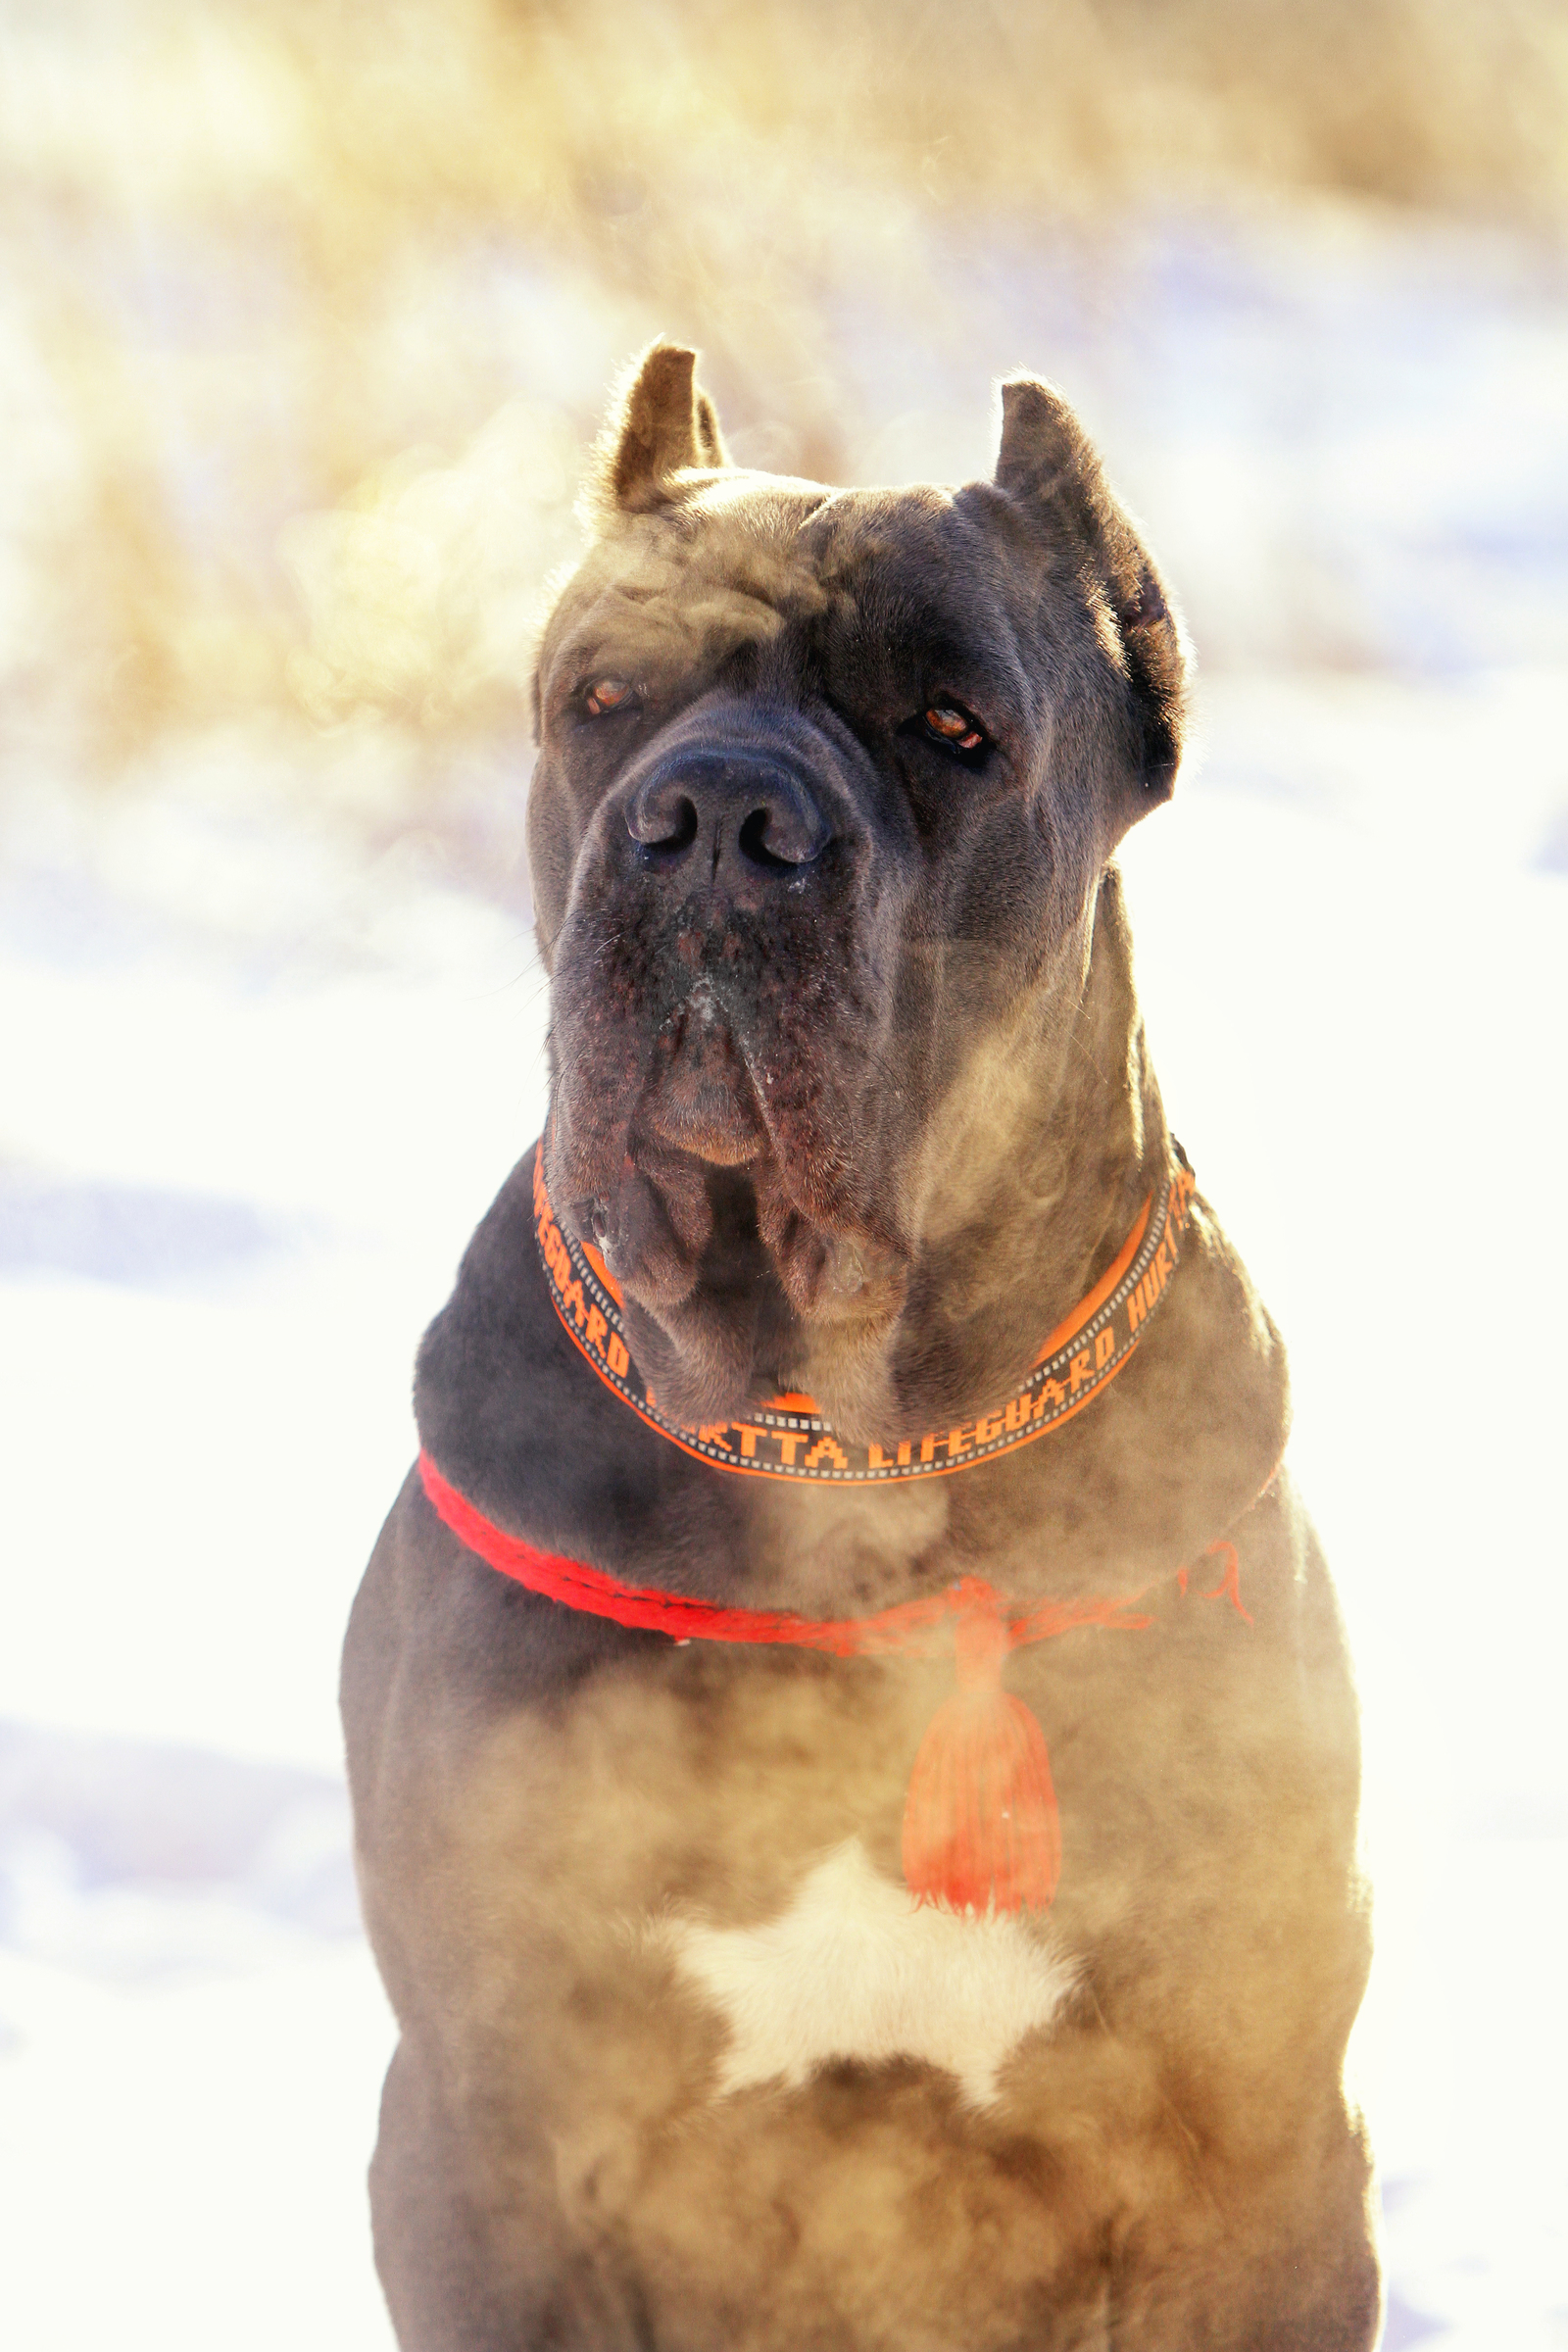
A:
585 677 637 716
923 700 985 754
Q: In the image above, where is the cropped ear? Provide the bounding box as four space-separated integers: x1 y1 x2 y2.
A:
594 342 730 518
995 375 1102 514
996 375 1187 803
694 389 727 467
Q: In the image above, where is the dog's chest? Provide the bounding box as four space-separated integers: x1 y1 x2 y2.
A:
655 1838 1076 2107
466 1642 1090 2107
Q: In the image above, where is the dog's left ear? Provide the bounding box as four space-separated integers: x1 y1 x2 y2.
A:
995 375 1186 804
592 341 731 520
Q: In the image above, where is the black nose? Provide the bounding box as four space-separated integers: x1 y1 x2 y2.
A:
626 749 831 872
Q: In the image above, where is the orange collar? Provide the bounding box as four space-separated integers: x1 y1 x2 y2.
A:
533 1150 1197 1482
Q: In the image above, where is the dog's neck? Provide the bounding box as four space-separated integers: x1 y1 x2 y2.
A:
609 868 1168 1446
887 869 1165 1434
796 868 1165 1442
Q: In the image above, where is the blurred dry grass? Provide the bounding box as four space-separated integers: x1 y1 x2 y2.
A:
2 0 1566 780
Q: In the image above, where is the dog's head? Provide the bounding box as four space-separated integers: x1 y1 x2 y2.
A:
527 345 1188 1438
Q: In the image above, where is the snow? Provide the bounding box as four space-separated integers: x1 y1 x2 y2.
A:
3 205 1567 2350
0 1942 397 2352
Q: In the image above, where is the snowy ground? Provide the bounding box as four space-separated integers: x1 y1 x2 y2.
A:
3 214 1567 2349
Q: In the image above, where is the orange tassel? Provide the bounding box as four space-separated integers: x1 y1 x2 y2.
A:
900 1583 1061 1916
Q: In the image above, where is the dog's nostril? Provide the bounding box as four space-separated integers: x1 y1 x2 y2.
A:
629 794 699 858
737 807 800 872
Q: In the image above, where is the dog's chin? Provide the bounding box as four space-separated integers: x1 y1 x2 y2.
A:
550 1112 908 1443
620 1273 908 1444
549 994 916 1435
616 1170 909 1443
637 1000 770 1167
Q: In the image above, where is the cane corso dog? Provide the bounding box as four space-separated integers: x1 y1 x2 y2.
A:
343 345 1379 2350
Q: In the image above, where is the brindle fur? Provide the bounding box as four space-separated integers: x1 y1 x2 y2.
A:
344 347 1379 2350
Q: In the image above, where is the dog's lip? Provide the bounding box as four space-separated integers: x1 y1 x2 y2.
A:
638 1087 764 1166
638 998 769 1167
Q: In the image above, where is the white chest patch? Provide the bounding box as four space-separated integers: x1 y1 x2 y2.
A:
657 1839 1076 2109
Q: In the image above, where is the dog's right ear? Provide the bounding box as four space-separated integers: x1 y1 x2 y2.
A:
588 342 730 521
995 375 1187 803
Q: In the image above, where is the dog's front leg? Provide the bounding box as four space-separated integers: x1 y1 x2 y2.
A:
370 2034 646 2352
346 1488 658 2352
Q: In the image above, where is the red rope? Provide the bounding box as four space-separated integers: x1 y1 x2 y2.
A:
424 1451 991 1654
419 1450 1191 1661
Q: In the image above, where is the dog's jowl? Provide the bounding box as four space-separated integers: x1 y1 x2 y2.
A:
343 345 1380 2350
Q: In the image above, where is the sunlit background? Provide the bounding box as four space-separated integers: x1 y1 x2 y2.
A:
1 3 1566 2344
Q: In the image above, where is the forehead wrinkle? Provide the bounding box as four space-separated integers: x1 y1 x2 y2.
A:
683 472 830 520
545 521 824 704
661 500 834 630
679 479 835 581
796 481 962 565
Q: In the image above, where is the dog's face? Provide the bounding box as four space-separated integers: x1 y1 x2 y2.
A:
527 347 1187 1435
